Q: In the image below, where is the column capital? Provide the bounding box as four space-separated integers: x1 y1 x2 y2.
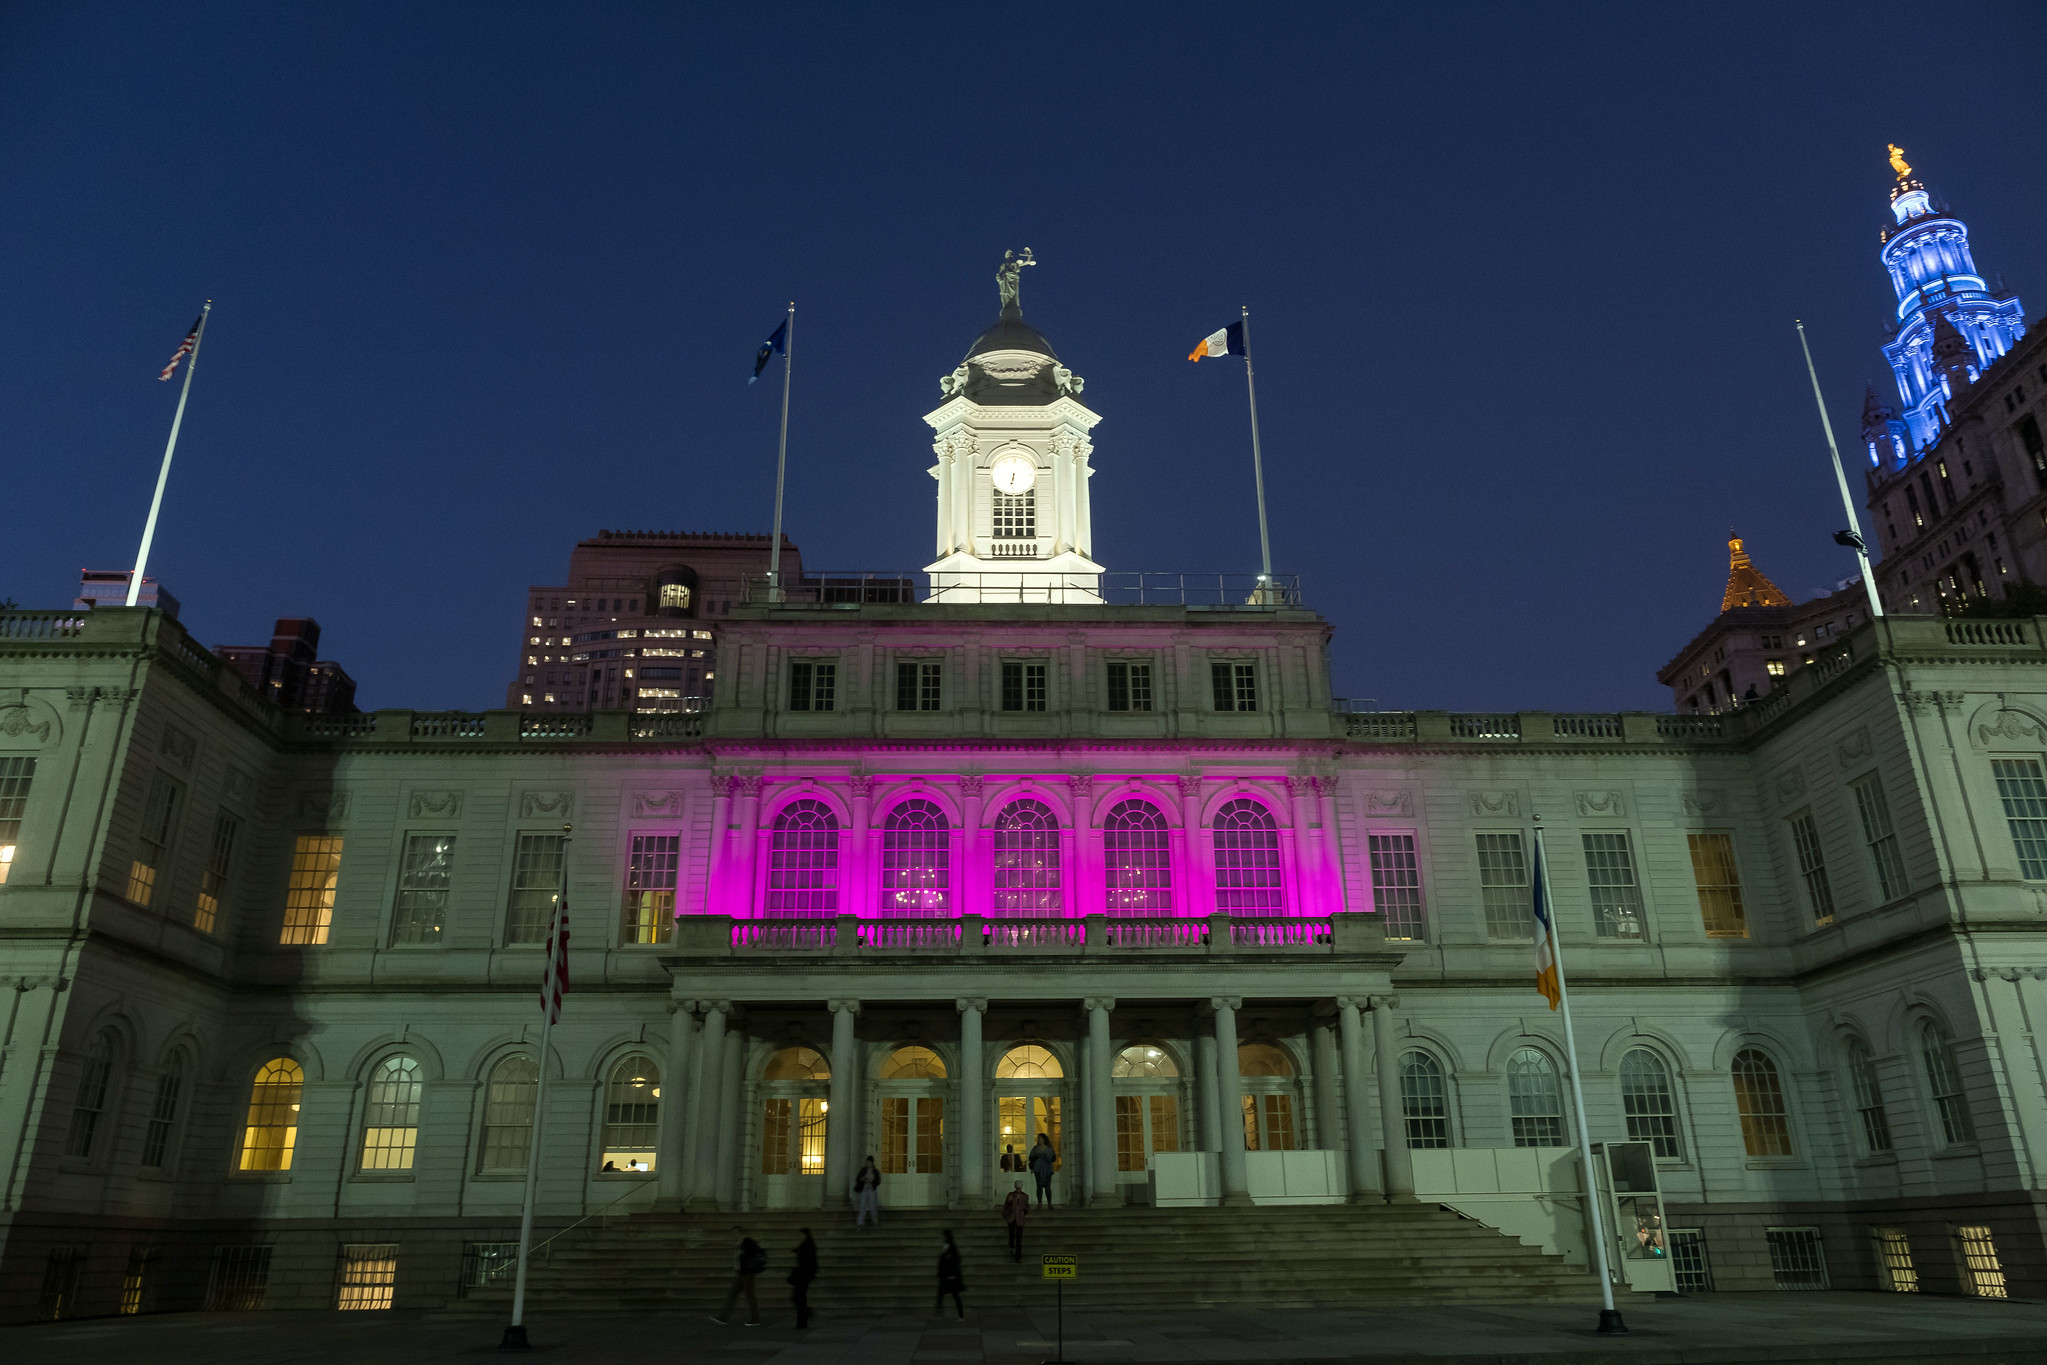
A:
1333 995 1367 1013
1366 993 1400 1011
1208 995 1243 1013
1083 996 1117 1014
703 999 735 1017
668 999 700 1016
954 997 988 1014
828 998 863 1016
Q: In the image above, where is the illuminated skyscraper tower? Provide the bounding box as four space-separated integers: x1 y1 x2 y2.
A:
1876 145 2026 454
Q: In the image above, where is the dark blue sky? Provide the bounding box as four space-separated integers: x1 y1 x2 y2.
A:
4 5 2044 712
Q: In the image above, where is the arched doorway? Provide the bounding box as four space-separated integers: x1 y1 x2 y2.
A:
1239 1043 1300 1151
994 1043 1065 1205
758 1046 830 1209
876 1045 947 1207
1112 1044 1184 1195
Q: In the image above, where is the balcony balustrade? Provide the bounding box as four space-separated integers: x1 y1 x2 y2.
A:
674 912 1374 957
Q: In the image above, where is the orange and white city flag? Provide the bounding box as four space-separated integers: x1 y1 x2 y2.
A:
1530 838 1561 1010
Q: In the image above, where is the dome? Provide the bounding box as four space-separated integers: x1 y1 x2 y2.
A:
965 308 1059 362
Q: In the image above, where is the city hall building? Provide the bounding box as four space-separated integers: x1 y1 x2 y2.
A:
5 175 2047 1318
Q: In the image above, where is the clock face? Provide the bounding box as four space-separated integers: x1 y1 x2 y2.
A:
990 453 1036 494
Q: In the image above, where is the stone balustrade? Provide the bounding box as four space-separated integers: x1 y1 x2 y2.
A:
671 911 1376 957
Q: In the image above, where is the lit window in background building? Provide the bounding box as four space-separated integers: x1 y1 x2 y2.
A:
1766 660 1786 676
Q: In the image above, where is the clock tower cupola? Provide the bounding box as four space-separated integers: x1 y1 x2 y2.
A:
925 250 1105 602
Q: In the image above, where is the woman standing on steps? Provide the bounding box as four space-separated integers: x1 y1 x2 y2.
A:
935 1229 966 1319
854 1154 883 1227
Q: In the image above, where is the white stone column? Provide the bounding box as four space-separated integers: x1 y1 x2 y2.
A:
659 1000 698 1202
846 776 872 919
704 779 734 913
1068 775 1098 916
714 1025 744 1208
824 1000 860 1200
960 777 987 916
1286 778 1321 915
1210 997 1250 1205
1311 1021 1341 1150
1370 996 1414 1199
688 1002 728 1207
1335 997 1380 1201
1086 997 1117 1206
1195 1032 1223 1153
957 998 987 1206
1177 776 1213 918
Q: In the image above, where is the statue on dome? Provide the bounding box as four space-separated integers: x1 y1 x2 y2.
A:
1888 143 1912 181
996 248 1035 313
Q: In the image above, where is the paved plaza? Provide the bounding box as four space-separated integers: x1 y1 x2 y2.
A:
4 1295 2046 1365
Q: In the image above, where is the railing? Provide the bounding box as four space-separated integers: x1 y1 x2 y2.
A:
1552 714 1623 739
750 570 1305 609
167 632 221 678
1230 918 1333 947
1945 619 2032 646
522 715 593 739
733 920 836 950
301 713 377 738
1655 714 1723 738
1104 919 1208 948
982 920 1086 949
1812 642 1857 681
0 612 88 640
632 714 705 740
857 920 963 950
412 712 487 739
1346 711 1416 741
1450 714 1520 740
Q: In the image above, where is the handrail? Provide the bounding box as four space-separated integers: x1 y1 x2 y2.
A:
510 1179 653 1271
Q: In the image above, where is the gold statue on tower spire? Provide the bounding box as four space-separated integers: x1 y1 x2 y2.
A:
1888 143 1912 181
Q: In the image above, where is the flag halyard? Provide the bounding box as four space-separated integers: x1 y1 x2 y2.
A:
1531 836 1561 1010
160 315 203 381
1187 320 1246 362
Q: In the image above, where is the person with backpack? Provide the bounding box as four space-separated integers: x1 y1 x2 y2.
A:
853 1154 883 1227
788 1228 818 1329
935 1229 966 1319
712 1225 766 1325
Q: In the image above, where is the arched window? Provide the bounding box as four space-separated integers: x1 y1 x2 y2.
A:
64 1034 115 1159
880 800 950 916
239 1058 303 1171
1103 799 1171 914
994 800 1061 916
1399 1050 1450 1149
1619 1048 1683 1159
764 1046 831 1081
1213 799 1284 914
767 800 839 917
1731 1049 1793 1156
1114 1046 1183 1169
480 1054 539 1172
360 1055 423 1170
601 1054 661 1172
1113 1045 1179 1078
1847 1041 1893 1153
996 1044 1063 1080
1237 1043 1295 1077
141 1053 186 1169
1507 1047 1564 1146
879 1045 947 1080
1920 1023 1976 1145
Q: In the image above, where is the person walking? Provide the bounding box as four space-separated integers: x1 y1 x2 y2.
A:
853 1154 883 1227
1027 1134 1057 1208
712 1225 766 1326
789 1228 818 1329
1002 1181 1030 1262
935 1229 966 1319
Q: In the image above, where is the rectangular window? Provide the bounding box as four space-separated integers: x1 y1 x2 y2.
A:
915 1097 945 1173
761 1098 792 1176
389 833 455 945
335 1244 398 1310
0 755 36 884
504 834 564 944
280 835 343 945
1850 1049 1893 1153
880 1096 909 1174
1955 1225 2007 1298
460 1243 519 1293
1852 775 1909 901
206 1245 273 1311
1787 811 1834 926
1668 1229 1713 1292
194 811 238 934
1686 832 1749 938
1369 833 1424 940
127 772 183 907
895 660 942 711
1991 758 2047 879
1210 661 1258 711
1581 831 1644 938
1872 1227 1918 1292
622 834 680 944
992 490 1036 540
1476 832 1530 940
141 1069 182 1168
1115 1094 1144 1171
39 1248 82 1321
1765 1227 1829 1290
787 660 836 712
1105 661 1153 712
120 1245 154 1315
1149 1094 1180 1154
1001 661 1047 712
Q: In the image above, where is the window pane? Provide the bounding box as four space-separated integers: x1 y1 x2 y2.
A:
1853 777 1909 902
1581 832 1644 938
0 755 37 885
601 1054 660 1170
1686 832 1748 938
391 833 455 945
127 774 182 907
1732 1050 1793 1157
622 834 680 944
1212 799 1283 914
880 799 951 916
1788 811 1834 926
1990 758 2047 879
336 1244 398 1311
141 1059 184 1169
1369 833 1424 939
65 1039 112 1159
913 1096 944 1172
239 1059 303 1171
880 1096 909 1174
1115 1095 1144 1171
1103 800 1171 914
761 1098 792 1176
505 834 563 943
1399 1050 1449 1148
767 800 839 916
993 800 1061 916
1149 1095 1180 1153
1477 832 1529 939
1507 1047 1564 1146
195 811 238 934
1619 1049 1683 1159
1849 1044 1893 1153
281 836 343 945
481 1055 538 1172
1920 1026 1976 1145
359 1056 421 1170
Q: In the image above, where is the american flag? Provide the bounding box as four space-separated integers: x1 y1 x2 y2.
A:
159 314 203 381
541 888 571 1024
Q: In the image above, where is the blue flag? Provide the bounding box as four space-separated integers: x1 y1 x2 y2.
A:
751 319 788 384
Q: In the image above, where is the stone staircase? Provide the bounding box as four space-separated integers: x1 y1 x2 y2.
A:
463 1202 1594 1315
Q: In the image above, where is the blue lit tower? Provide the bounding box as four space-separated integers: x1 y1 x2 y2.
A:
1875 144 2026 454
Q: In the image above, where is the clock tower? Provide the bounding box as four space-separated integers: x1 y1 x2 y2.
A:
925 250 1105 603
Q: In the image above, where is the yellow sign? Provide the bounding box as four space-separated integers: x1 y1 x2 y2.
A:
1041 1255 1078 1280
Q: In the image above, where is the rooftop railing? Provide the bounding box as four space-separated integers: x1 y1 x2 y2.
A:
688 912 1369 956
743 571 1304 610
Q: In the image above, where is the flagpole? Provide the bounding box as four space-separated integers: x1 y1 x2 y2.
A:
127 302 211 607
1794 320 1885 619
768 301 795 603
1239 305 1275 601
503 824 570 1351
1533 822 1626 1335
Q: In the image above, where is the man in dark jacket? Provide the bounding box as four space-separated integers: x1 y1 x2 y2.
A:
789 1228 818 1329
1027 1135 1057 1207
713 1225 765 1325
